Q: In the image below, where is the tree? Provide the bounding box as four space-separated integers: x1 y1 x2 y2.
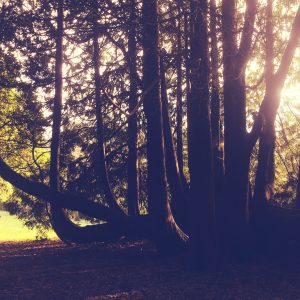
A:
188 0 216 267
175 0 184 175
253 4 300 212
141 0 187 252
127 0 140 216
221 0 258 256
48 0 69 241
209 0 224 229
160 53 188 230
2 0 300 266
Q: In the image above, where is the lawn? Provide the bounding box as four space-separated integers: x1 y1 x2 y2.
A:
0 210 57 241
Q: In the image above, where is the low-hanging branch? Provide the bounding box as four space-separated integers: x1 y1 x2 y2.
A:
0 157 121 223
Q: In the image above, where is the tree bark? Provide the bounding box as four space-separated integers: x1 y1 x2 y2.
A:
48 0 78 242
209 0 224 223
221 0 257 257
142 0 188 253
188 0 216 267
160 55 188 230
49 0 63 193
210 0 221 149
176 0 184 175
127 0 140 216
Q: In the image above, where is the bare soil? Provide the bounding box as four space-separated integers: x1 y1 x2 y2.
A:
1 239 300 299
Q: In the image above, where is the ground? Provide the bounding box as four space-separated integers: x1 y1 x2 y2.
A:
1 239 300 299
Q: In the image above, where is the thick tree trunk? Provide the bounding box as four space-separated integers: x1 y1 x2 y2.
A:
160 55 188 230
221 0 257 257
188 0 216 267
127 0 140 216
142 0 188 253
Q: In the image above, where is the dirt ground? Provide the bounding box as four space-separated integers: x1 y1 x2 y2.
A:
1 240 300 299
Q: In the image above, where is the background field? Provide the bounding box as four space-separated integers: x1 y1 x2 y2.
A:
0 210 57 241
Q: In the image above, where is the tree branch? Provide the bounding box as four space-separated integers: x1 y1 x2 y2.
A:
0 157 121 222
274 5 300 89
236 0 257 70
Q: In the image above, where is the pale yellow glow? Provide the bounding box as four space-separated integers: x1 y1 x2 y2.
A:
281 84 300 111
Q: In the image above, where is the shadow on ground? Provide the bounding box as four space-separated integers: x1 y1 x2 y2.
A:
1 239 300 299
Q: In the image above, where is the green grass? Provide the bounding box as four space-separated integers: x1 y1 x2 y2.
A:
0 210 57 241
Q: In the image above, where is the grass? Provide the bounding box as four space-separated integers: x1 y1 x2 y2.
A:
0 210 57 241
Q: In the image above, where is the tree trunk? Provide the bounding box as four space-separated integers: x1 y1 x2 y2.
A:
209 0 224 224
160 55 188 230
127 0 140 216
221 0 257 257
183 0 190 98
184 0 191 175
142 0 188 253
210 0 221 150
176 0 184 175
252 0 275 211
48 0 76 242
188 0 216 268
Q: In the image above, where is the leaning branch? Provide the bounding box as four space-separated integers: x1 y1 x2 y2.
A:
274 5 300 89
236 0 257 70
247 4 300 149
0 157 120 222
